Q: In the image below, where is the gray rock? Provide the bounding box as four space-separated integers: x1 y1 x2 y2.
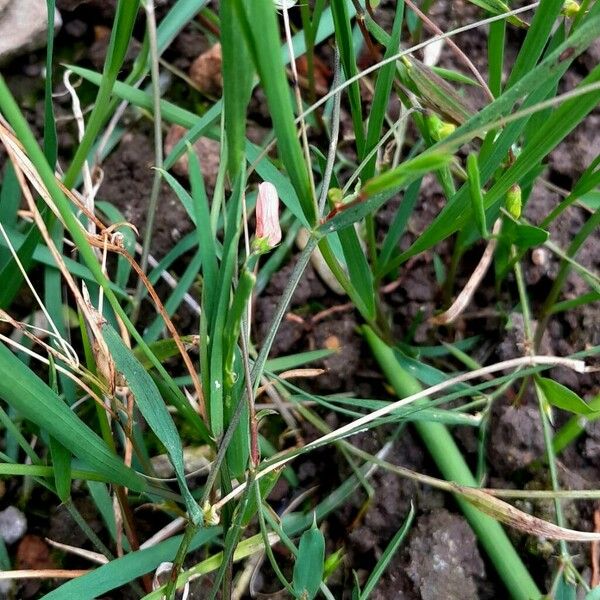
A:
0 506 27 544
0 0 62 66
0 0 11 14
407 509 485 600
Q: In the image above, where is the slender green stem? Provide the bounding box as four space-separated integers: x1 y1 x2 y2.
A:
133 0 164 321
255 484 295 596
515 252 569 560
207 472 256 600
363 326 540 600
165 522 199 600
65 498 115 561
250 235 319 389
536 384 570 558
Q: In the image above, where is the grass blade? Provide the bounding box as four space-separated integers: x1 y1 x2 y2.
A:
102 324 202 524
0 342 145 491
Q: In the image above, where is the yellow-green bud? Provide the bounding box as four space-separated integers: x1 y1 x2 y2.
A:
505 184 522 219
202 501 220 526
328 188 343 205
426 114 456 141
562 0 580 17
437 122 456 139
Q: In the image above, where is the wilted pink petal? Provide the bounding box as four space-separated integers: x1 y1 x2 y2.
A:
255 182 282 248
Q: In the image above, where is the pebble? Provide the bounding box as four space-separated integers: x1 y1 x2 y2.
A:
0 506 27 544
0 0 62 65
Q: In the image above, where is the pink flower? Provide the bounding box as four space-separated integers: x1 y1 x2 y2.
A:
255 182 281 248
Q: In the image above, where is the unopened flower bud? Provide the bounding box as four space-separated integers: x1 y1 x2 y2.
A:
562 0 580 17
255 182 281 251
426 113 456 141
505 184 522 219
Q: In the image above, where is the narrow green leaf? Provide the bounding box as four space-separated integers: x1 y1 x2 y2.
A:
156 0 209 56
49 436 72 502
488 18 506 97
337 227 375 319
506 0 563 87
319 153 451 235
361 153 452 199
466 0 528 27
188 147 218 320
0 342 145 491
232 0 315 224
101 324 202 524
358 504 415 599
396 16 600 265
467 153 487 238
509 222 549 249
221 0 253 177
536 377 599 416
241 469 282 527
63 0 141 187
293 518 325 600
363 2 404 178
331 0 365 156
43 0 57 165
44 527 220 600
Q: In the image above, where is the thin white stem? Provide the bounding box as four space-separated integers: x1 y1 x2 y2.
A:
217 353 588 509
0 222 74 363
431 218 502 325
63 70 96 236
282 3 317 208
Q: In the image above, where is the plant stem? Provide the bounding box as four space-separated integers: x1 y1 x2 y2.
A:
133 0 163 322
515 251 569 560
250 234 318 389
363 326 540 600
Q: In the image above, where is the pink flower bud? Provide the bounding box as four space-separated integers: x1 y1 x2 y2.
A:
255 182 281 248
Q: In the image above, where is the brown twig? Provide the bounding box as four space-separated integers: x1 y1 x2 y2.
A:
0 121 207 421
592 509 600 587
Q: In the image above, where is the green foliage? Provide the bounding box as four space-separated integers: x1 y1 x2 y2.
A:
0 2 599 598
293 518 325 600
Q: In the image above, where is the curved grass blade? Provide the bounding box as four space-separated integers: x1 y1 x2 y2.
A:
101 323 203 525
292 517 325 600
44 527 220 600
0 342 145 492
358 504 415 599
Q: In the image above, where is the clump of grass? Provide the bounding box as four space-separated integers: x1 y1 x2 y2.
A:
0 0 599 599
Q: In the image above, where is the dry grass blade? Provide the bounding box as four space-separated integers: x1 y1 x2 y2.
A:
0 120 207 419
0 570 90 580
431 218 502 325
45 538 109 565
453 484 600 542
256 368 326 396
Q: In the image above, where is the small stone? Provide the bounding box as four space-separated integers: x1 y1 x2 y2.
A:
324 335 341 351
189 43 223 97
163 124 221 189
0 506 27 544
0 0 62 66
531 247 547 266
16 535 55 570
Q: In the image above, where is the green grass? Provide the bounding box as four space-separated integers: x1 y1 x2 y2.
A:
0 0 600 598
